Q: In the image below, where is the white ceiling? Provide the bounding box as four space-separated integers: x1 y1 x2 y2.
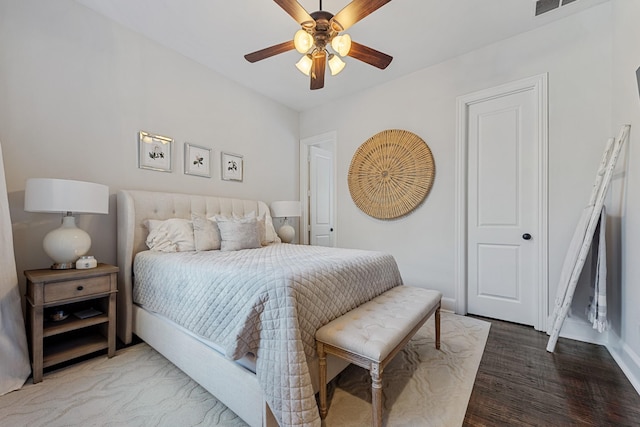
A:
75 0 609 112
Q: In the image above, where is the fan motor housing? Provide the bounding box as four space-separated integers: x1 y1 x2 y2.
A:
310 11 337 48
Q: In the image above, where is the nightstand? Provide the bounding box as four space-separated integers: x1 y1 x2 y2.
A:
25 263 118 383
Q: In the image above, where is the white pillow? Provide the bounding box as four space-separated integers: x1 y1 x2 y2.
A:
263 212 281 244
234 211 280 245
191 213 221 251
215 215 261 251
144 218 195 252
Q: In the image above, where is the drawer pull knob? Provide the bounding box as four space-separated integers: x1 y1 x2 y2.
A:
77 285 84 291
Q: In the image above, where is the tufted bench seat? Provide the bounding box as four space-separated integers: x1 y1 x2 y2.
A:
316 285 442 427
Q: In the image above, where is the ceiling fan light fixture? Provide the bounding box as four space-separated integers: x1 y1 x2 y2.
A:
295 54 313 76
328 54 346 75
244 0 394 90
294 29 313 54
331 34 351 56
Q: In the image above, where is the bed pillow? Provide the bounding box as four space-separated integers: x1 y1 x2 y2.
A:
234 211 280 245
263 213 281 244
144 218 195 252
215 215 261 251
191 213 221 251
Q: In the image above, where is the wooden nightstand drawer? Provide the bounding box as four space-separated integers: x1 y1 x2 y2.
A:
44 275 111 303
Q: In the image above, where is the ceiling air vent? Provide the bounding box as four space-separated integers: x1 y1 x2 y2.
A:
535 0 578 16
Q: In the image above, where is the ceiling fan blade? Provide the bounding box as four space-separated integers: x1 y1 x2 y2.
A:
347 41 392 69
310 51 326 90
331 0 391 31
244 40 295 63
274 0 315 27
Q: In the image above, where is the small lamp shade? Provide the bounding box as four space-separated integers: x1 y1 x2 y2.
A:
270 201 301 244
25 178 109 269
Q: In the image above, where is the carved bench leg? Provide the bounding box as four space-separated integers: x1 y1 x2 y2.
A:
317 342 328 419
435 306 441 350
371 362 383 427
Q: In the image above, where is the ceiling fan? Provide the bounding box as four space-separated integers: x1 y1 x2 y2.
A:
244 0 393 90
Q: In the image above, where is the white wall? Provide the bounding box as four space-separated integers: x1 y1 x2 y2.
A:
0 1 300 289
609 0 640 392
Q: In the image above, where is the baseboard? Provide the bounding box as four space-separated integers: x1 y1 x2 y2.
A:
441 297 456 313
606 330 640 395
556 316 608 346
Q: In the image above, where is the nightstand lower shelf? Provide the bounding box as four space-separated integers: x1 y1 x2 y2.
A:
43 331 109 369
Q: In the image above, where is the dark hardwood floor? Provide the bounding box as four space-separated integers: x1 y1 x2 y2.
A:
464 316 640 426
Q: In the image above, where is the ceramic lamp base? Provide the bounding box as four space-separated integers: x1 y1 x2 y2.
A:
43 215 91 269
278 224 295 244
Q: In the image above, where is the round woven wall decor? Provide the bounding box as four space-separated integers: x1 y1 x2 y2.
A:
348 129 435 220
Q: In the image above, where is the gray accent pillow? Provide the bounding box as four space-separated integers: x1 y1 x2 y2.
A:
215 216 261 251
192 213 221 251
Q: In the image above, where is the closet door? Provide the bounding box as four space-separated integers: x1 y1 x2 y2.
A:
466 86 540 327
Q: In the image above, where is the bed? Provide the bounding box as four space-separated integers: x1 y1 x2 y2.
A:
116 189 403 427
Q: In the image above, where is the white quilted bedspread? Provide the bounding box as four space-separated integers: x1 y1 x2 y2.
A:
133 243 402 427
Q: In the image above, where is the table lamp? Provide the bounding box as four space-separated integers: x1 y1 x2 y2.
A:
270 201 301 243
24 178 109 269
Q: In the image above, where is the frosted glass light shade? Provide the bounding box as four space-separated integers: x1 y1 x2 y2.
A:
331 34 352 56
294 29 313 54
296 55 313 76
25 178 109 268
328 54 346 75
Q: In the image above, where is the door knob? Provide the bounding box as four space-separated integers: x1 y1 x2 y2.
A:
330 228 334 232
522 233 532 240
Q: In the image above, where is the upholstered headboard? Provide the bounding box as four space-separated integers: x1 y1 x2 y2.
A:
116 189 276 344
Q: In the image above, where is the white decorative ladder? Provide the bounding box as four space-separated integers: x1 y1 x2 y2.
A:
546 124 631 352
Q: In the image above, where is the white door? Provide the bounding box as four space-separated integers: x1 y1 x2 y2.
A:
309 146 334 247
466 87 540 326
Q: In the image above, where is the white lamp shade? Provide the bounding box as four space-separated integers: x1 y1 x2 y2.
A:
25 178 109 214
24 178 108 268
270 201 301 218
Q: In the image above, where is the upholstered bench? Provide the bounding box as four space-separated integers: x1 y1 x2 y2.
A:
316 286 442 427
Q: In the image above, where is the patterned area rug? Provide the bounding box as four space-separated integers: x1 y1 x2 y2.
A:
0 312 489 427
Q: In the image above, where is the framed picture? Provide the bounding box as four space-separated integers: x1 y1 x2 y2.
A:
221 152 243 182
138 131 173 172
184 143 211 178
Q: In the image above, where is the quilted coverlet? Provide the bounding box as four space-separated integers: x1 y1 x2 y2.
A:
133 243 403 426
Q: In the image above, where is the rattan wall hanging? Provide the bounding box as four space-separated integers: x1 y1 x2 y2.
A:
348 129 435 220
